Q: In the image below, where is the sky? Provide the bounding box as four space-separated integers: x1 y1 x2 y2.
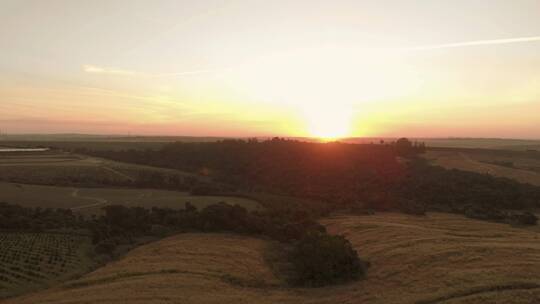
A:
1 0 540 139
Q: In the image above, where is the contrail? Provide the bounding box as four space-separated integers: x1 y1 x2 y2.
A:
402 35 540 51
83 65 221 78
83 65 141 76
150 69 219 78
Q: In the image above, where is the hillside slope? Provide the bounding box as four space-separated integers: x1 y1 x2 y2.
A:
4 213 540 304
424 150 540 186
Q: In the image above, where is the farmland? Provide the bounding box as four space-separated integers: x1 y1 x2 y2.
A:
418 138 540 151
0 149 260 215
5 212 540 304
1 140 539 303
424 148 540 186
0 150 199 186
0 232 94 299
0 148 261 299
0 182 260 215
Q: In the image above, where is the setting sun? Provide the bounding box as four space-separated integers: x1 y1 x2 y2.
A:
2 2 540 303
1 1 539 139
302 106 353 140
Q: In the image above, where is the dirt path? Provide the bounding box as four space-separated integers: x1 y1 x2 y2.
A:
69 189 108 210
101 166 135 182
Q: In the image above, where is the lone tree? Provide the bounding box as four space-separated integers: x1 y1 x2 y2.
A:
290 234 367 286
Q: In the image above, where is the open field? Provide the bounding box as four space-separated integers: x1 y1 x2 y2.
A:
0 232 94 299
424 149 540 186
0 150 259 214
342 138 540 151
420 138 540 151
0 150 201 186
5 213 540 304
0 135 226 151
0 182 260 215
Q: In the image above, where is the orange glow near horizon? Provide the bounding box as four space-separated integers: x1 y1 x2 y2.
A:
1 2 540 139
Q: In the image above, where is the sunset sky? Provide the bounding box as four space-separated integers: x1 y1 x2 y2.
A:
1 0 540 139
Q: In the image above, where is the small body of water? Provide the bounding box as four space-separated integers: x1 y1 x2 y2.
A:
0 147 49 152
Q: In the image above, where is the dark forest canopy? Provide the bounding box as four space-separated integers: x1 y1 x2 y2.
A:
80 138 417 201
74 138 539 223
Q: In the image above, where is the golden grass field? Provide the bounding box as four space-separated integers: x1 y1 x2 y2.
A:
5 213 539 304
424 150 540 186
419 139 540 151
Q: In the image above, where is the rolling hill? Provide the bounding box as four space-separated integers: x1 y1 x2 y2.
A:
5 213 539 304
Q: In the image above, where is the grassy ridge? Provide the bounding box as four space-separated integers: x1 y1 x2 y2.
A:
6 213 540 304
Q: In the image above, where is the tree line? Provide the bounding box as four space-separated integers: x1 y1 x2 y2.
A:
79 138 539 225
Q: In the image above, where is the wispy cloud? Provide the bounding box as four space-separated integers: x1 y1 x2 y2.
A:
403 35 540 51
83 65 142 76
82 65 219 78
150 69 219 78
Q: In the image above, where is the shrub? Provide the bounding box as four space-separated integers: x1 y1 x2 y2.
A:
464 205 506 222
150 224 171 236
508 212 538 226
95 240 116 255
289 234 366 287
397 198 426 216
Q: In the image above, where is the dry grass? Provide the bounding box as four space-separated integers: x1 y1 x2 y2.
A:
424 150 540 186
420 139 540 151
5 213 540 304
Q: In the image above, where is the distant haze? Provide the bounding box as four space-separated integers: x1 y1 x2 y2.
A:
1 0 540 139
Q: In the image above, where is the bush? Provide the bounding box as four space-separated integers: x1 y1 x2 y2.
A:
150 224 171 236
289 234 366 287
95 240 116 255
508 212 538 226
397 198 426 216
464 205 506 222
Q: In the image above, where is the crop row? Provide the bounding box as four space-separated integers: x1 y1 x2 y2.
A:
0 232 88 293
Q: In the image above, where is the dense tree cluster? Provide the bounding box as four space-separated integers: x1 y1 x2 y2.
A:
0 203 82 231
84 138 411 205
290 234 366 286
81 139 540 224
396 159 540 224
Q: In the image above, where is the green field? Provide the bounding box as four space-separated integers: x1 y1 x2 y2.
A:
0 232 94 299
0 182 260 215
0 150 201 187
0 150 259 215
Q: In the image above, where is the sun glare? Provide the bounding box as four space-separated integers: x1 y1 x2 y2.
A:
302 106 353 140
226 47 421 138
